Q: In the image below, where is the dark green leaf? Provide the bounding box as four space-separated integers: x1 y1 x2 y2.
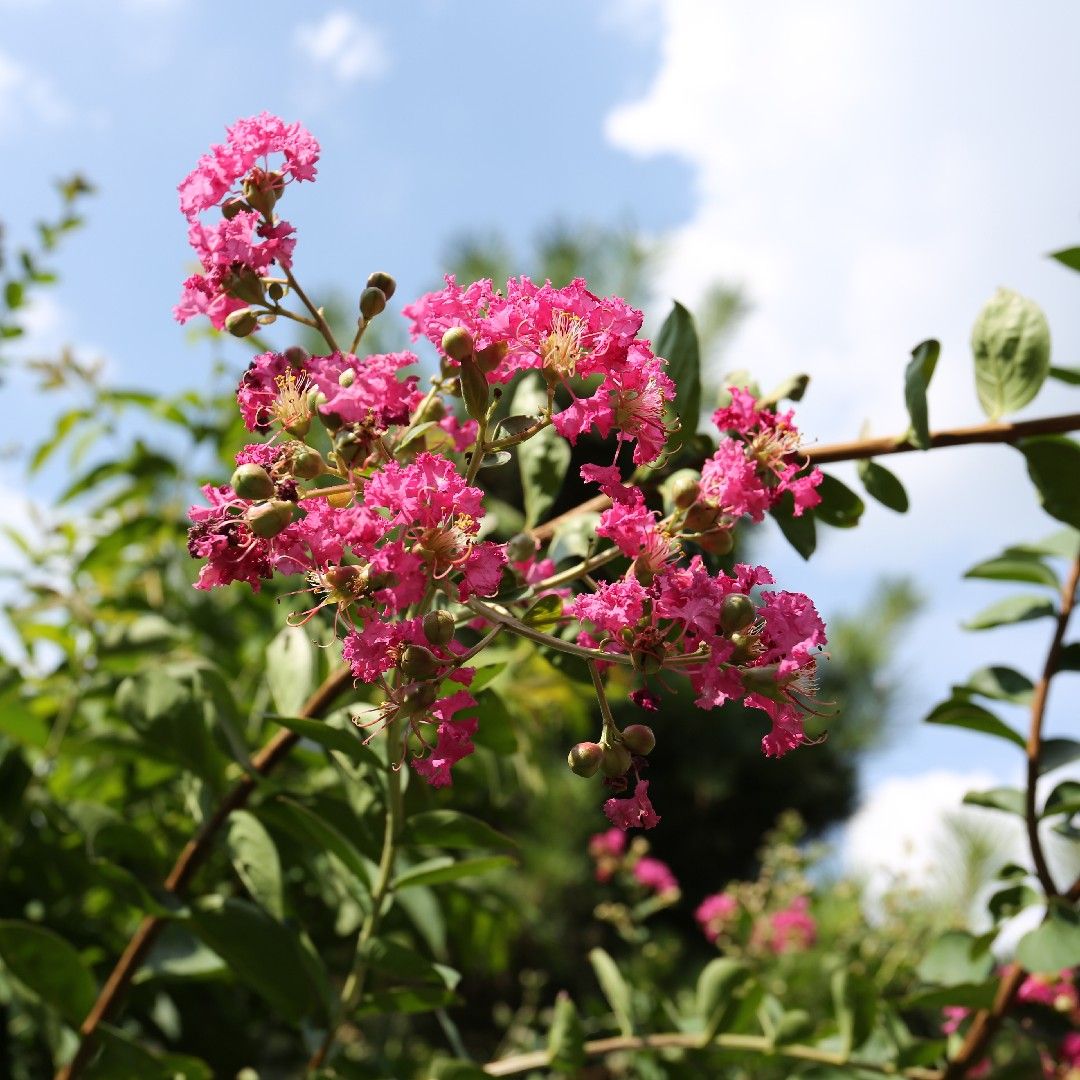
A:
1050 246 1080 271
589 947 634 1036
355 938 447 985
1043 780 1080 817
962 787 1026 817
522 594 563 631
903 984 996 1011
547 991 586 1073
971 288 1051 419
963 555 1059 589
1039 737 1080 775
1049 365 1080 385
814 472 865 528
957 665 1034 705
988 882 1039 921
832 969 876 1055
769 491 816 560
0 920 97 1025
392 855 514 891
512 374 570 528
1015 907 1080 971
963 594 1055 630
264 714 379 769
916 930 993 986
904 339 940 449
924 698 1025 748
1057 642 1080 672
856 458 909 513
657 301 701 456
225 810 285 920
471 689 518 754
400 810 517 852
1016 436 1080 530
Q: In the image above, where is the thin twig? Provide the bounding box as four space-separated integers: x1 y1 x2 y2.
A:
283 265 342 353
57 664 355 1080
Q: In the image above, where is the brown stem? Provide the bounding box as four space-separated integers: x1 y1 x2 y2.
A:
944 553 1080 1078
282 265 342 354
56 664 355 1080
529 412 1080 542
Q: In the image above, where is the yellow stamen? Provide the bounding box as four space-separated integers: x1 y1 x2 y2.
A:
541 310 586 379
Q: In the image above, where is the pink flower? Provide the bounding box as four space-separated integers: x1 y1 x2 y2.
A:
306 351 421 429
941 1006 968 1036
459 541 508 599
595 490 660 557
411 691 479 788
695 892 739 943
765 896 816 953
588 828 627 859
603 780 661 831
567 578 647 637
365 453 484 530
179 112 320 221
633 856 679 896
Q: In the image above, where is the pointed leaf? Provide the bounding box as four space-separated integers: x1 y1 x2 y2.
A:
904 339 940 449
957 665 1034 705
547 991 586 1073
0 920 97 1025
1043 780 1080 818
856 458 909 513
963 787 1026 817
264 714 379 769
1016 436 1080 530
814 472 865 528
916 930 993 986
1015 907 1080 972
589 948 634 1036
769 491 816 560
1050 246 1080 272
400 810 516 852
1039 737 1080 775
266 625 317 717
1049 365 1080 385
657 301 702 455
963 594 1055 631
392 855 514 891
963 555 1059 589
226 810 285 920
522 594 563 632
925 698 1025 748
512 374 570 528
697 958 751 1043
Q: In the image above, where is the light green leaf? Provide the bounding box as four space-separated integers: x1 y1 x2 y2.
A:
0 920 97 1025
265 625 317 717
400 810 517 852
548 512 601 565
226 810 285 920
963 555 1059 589
957 665 1034 705
963 594 1055 631
589 947 634 1036
1043 780 1080 818
832 969 876 1056
522 594 563 631
657 301 702 456
904 339 940 449
916 930 993 986
264 713 379 769
1006 528 1079 558
963 787 1026 817
392 855 514 891
924 698 1025 748
1015 907 1080 972
856 458 909 513
972 287 1051 419
697 958 750 1043
1016 436 1080 530
547 991 586 1073
512 373 570 528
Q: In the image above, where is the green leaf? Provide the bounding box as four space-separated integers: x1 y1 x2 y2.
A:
769 491 816 560
903 984 996 1011
400 810 516 852
758 372 809 408
522 594 563 632
512 373 570 528
547 991 586 1073
696 958 751 1043
814 472 865 528
988 882 1040 921
265 625 317 717
772 1009 814 1047
392 855 514 891
264 713 379 769
1016 436 1080 530
1056 642 1080 672
225 810 285 920
1043 780 1080 817
924 698 1025 748
657 301 702 456
1050 246 1080 271
916 930 993 986
589 947 634 1036
831 970 876 1056
963 787 1026 817
1039 737 1080 775
354 938 448 985
133 927 228 985
963 555 1059 589
189 896 327 1024
957 665 1034 705
1006 528 1079 558
963 594 1055 630
971 287 1051 419
856 458 909 513
0 920 97 1025
904 339 940 449
471 689 518 754
1015 907 1080 972
90 1025 212 1080
1049 365 1080 385
548 512 601 565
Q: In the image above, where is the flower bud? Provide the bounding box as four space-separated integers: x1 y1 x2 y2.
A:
459 355 490 422
399 645 441 680
231 463 275 501
221 197 247 220
663 468 701 513
417 396 446 422
225 267 266 305
567 741 603 778
600 744 632 777
359 286 387 319
327 490 354 509
225 308 258 338
739 663 787 702
441 326 475 362
267 281 285 302
621 724 656 756
290 448 324 480
506 532 537 563
338 367 356 388
720 593 756 635
398 681 439 717
697 528 734 556
285 346 309 367
246 499 295 538
423 609 456 647
476 341 507 374
333 429 367 467
683 503 720 533
324 563 369 596
366 271 397 300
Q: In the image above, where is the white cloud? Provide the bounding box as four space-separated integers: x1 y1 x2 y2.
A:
0 49 71 132
295 10 388 85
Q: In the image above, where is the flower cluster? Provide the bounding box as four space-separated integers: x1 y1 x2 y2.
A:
695 890 817 955
182 113 828 824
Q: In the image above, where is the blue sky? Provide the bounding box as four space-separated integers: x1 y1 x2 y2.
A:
2 0 1078 888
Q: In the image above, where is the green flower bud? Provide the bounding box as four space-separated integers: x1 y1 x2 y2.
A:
621 724 656 756
423 609 456 647
459 355 490 422
683 503 720 533
417 396 446 422
476 341 507 374
398 681 439 717
224 267 266 305
441 326 475 362
359 286 387 319
246 499 295 539
290 448 324 480
720 593 756 635
267 281 285 302
285 346 309 367
600 744 632 777
506 532 537 563
697 528 734 556
333 429 367 467
399 645 441 680
231 463 275 501
338 367 356 388
366 271 397 300
224 308 258 338
222 197 247 220
323 563 369 596
567 741 603 778
662 468 701 513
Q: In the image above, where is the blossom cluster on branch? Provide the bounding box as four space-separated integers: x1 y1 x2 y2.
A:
182 113 828 830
